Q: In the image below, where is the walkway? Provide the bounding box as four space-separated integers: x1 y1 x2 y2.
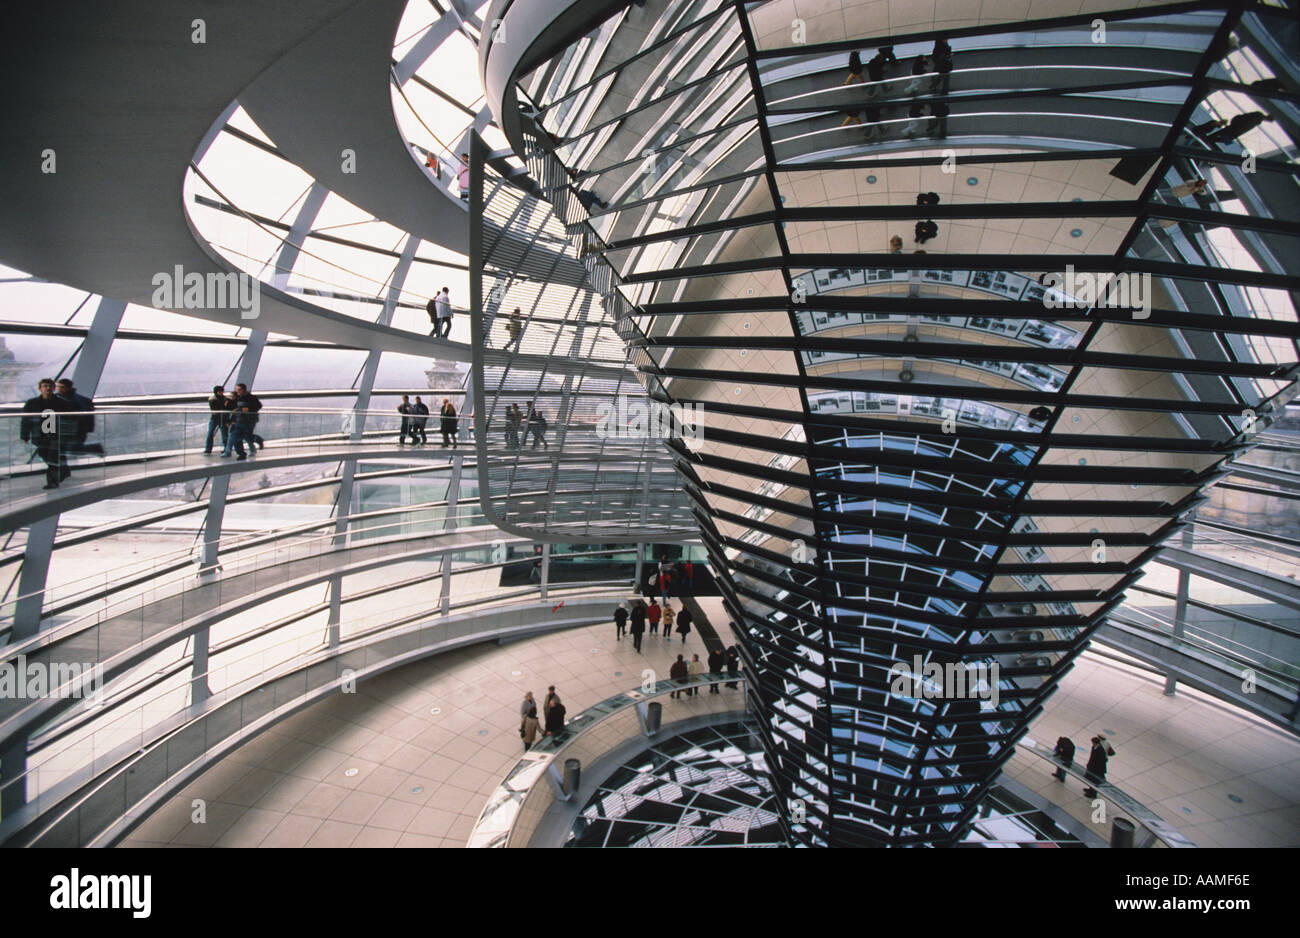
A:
121 618 1299 847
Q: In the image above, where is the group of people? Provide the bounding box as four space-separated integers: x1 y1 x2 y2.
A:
840 40 953 140
398 395 460 447
518 685 568 751
652 553 696 602
20 377 99 489
885 193 943 254
205 383 265 460
675 646 743 696
502 402 548 450
427 287 454 338
1051 733 1117 799
615 597 693 651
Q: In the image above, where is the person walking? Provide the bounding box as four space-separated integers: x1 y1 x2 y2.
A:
204 384 234 455
433 287 453 338
504 307 524 352
521 706 542 751
21 378 76 489
397 394 413 445
411 396 429 445
669 654 689 699
440 398 458 448
676 605 692 644
227 383 262 461
1205 110 1267 145
707 646 725 694
614 602 628 641
504 403 521 450
527 403 548 449
629 600 646 652
1081 735 1116 798
658 554 673 603
844 49 863 85
55 378 100 455
725 644 740 688
914 219 938 244
683 559 694 595
1052 735 1076 782
688 653 704 696
647 597 661 636
661 602 675 640
903 54 932 95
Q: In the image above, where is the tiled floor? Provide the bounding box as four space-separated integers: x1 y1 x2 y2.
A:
1009 654 1300 847
124 614 722 848
123 614 1299 847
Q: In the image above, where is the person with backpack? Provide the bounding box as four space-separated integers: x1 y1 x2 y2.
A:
614 602 628 641
433 287 453 337
1052 736 1076 782
1082 735 1116 798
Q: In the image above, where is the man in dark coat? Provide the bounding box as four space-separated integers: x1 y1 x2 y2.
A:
676 606 692 643
21 378 76 489
614 603 628 641
544 696 566 737
629 601 646 653
669 654 689 699
725 645 741 688
410 395 429 445
1082 735 1115 798
205 384 234 455
1052 736 1076 782
55 378 101 454
707 646 725 694
228 383 262 460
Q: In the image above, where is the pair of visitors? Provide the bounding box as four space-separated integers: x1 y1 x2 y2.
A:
21 378 76 489
428 287 453 337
